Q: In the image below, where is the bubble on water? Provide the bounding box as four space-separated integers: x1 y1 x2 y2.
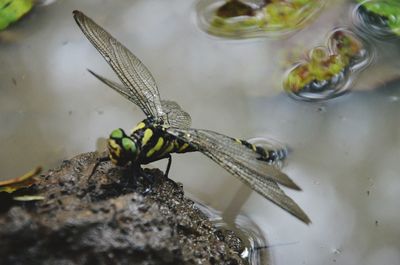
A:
313 180 320 185
196 0 326 39
332 247 342 254
283 28 374 102
352 0 400 39
318 107 326 113
195 201 268 265
247 137 290 169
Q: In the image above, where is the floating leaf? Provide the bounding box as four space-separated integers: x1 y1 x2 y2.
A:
197 0 326 39
216 0 255 18
0 0 34 30
283 28 373 101
0 166 42 193
354 0 400 38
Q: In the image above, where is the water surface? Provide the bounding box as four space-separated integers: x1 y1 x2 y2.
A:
0 0 399 264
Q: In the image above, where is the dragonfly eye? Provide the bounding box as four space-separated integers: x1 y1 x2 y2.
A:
108 128 139 166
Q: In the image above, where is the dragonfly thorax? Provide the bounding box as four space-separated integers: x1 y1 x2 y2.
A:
108 119 178 167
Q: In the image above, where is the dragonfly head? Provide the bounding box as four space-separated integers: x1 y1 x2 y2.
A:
108 128 139 166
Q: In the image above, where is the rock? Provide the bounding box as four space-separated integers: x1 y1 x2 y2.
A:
0 152 246 265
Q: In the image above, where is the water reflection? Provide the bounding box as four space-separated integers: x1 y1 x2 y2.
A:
196 200 269 265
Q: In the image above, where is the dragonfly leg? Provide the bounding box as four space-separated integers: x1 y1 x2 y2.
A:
164 154 172 178
131 164 155 194
163 154 183 191
89 155 110 179
140 169 156 185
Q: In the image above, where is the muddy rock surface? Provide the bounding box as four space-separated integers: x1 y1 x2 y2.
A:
0 152 246 265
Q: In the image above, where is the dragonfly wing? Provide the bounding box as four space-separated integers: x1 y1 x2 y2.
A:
166 127 310 224
161 100 192 129
86 72 192 129
167 128 300 189
74 11 165 121
87 70 153 117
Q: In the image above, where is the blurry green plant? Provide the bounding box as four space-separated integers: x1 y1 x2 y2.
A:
205 0 324 38
284 48 346 93
0 0 34 30
283 29 369 101
357 0 400 36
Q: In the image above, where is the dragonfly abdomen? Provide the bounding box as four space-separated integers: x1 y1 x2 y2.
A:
235 138 287 165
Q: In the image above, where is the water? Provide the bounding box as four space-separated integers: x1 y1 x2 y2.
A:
248 137 289 169
1 0 400 264
196 0 326 39
283 27 374 101
353 0 400 39
196 201 269 264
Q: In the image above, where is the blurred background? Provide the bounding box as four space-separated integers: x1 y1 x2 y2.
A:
1 0 399 264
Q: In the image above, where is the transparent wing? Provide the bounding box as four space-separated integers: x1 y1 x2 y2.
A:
166 127 311 224
161 100 192 129
74 10 165 121
87 71 192 129
87 70 152 115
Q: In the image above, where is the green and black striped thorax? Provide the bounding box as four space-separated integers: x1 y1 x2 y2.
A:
108 118 196 166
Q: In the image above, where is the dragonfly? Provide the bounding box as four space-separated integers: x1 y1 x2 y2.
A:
73 10 310 224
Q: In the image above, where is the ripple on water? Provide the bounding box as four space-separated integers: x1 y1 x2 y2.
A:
247 137 290 169
353 0 400 39
196 201 269 265
196 0 326 39
283 28 375 102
